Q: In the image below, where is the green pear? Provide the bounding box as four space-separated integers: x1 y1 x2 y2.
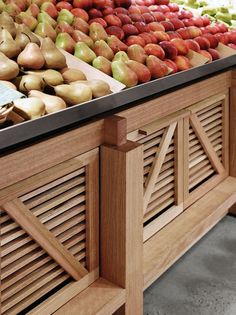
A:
14 74 45 93
0 29 20 58
3 3 21 17
34 22 57 41
16 24 40 46
89 22 108 42
93 40 114 61
28 90 66 114
57 9 74 25
74 42 96 64
72 30 94 48
38 12 57 28
54 84 92 105
0 0 5 13
41 37 67 69
70 79 111 98
111 60 138 88
113 51 129 62
15 12 38 30
0 52 19 80
60 68 86 83
13 97 45 120
25 69 64 86
55 32 76 54
92 56 112 76
0 11 16 37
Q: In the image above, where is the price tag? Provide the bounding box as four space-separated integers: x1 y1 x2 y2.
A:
0 83 25 107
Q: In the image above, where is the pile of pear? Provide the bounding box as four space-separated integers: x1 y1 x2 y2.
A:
0 17 111 121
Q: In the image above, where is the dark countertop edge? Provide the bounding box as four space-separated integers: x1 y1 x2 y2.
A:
1 55 236 152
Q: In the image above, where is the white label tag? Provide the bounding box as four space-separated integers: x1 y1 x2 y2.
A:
0 83 25 107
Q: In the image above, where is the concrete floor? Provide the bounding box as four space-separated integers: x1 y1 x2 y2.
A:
144 215 236 315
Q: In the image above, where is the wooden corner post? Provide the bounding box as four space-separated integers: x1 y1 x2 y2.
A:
101 115 144 314
229 71 236 216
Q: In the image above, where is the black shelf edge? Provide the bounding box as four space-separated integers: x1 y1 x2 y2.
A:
1 55 236 151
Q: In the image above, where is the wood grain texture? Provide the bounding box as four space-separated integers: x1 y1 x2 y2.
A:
230 77 236 177
101 141 144 315
54 278 125 315
104 115 127 146
2 199 88 280
144 176 236 289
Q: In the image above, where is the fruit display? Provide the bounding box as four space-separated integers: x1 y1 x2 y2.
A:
0 21 112 122
0 0 235 90
172 0 236 28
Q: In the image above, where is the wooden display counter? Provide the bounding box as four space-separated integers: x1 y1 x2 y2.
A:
1 70 236 314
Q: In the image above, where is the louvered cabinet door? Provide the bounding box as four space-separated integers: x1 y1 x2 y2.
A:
128 111 188 242
184 94 229 208
0 149 99 315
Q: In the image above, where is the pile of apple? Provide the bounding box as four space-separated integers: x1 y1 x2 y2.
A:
1 0 236 88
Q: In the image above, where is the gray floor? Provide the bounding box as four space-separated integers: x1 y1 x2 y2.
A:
144 215 236 315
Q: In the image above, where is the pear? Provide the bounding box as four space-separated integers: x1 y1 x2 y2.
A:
60 68 86 83
71 79 111 98
0 52 19 80
0 0 5 13
28 90 66 114
92 56 112 76
72 30 94 48
111 60 138 88
89 22 108 42
16 24 40 46
54 84 92 106
55 32 76 54
74 42 96 64
113 51 129 62
13 97 45 120
14 75 45 93
40 37 67 69
15 12 38 31
34 22 57 41
0 80 16 90
25 69 64 86
38 12 57 28
0 29 20 58
57 9 74 25
107 35 128 54
0 12 16 37
17 43 45 70
4 3 21 17
25 3 40 18
93 40 114 61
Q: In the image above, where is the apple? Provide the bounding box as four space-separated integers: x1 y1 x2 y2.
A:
142 12 156 23
177 28 191 40
182 19 195 27
128 5 141 14
122 24 139 36
114 7 128 14
153 30 170 42
126 35 146 47
187 26 202 39
155 0 170 4
216 23 228 33
159 5 170 13
88 18 107 28
202 33 219 49
117 14 132 25
168 3 179 12
71 8 89 21
144 43 165 59
129 13 144 22
145 0 155 5
160 21 174 32
114 0 132 8
148 22 165 32
167 31 181 40
201 15 211 26
171 38 189 55
229 32 236 44
215 33 229 45
88 8 103 19
106 26 125 40
104 14 122 27
151 11 166 22
174 55 191 71
208 48 220 61
102 7 114 16
56 2 73 11
191 17 204 28
159 41 178 60
205 25 219 35
73 0 92 9
185 39 200 52
146 55 169 79
164 59 178 73
200 27 209 35
194 36 211 50
139 32 157 44
169 18 185 30
93 0 112 10
198 50 212 62
164 12 178 19
135 22 150 33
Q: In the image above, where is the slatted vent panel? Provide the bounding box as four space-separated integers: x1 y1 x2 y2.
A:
0 167 87 315
138 128 175 224
188 101 223 193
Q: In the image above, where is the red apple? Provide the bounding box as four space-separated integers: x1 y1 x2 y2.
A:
129 13 144 22
187 26 202 38
151 11 166 22
104 14 122 27
73 0 92 9
142 12 156 23
122 24 139 36
167 31 181 40
159 4 170 13
177 28 191 40
153 30 170 42
201 15 211 26
164 12 178 19
168 3 179 12
126 35 146 46
88 8 103 19
202 33 219 48
144 43 165 59
185 39 200 52
139 32 157 44
106 26 125 40
198 50 212 62
135 21 150 33
114 0 132 8
114 7 128 14
71 8 89 21
159 41 178 59
138 6 150 14
205 25 219 35
169 18 185 30
174 55 191 71
208 48 220 61
148 21 165 32
216 23 228 33
164 59 178 73
171 38 189 55
229 31 236 44
56 1 73 11
128 5 141 14
155 0 170 4
160 21 175 32
93 0 112 10
117 14 132 25
215 33 229 45
102 7 114 15
191 17 204 27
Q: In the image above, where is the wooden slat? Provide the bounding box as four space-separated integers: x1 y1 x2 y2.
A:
230 77 236 176
188 94 225 114
221 94 229 172
144 177 236 289
198 104 222 121
144 123 177 212
2 199 88 280
144 198 175 223
190 114 225 174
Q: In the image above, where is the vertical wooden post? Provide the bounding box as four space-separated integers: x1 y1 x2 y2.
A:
229 71 236 216
101 115 144 315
